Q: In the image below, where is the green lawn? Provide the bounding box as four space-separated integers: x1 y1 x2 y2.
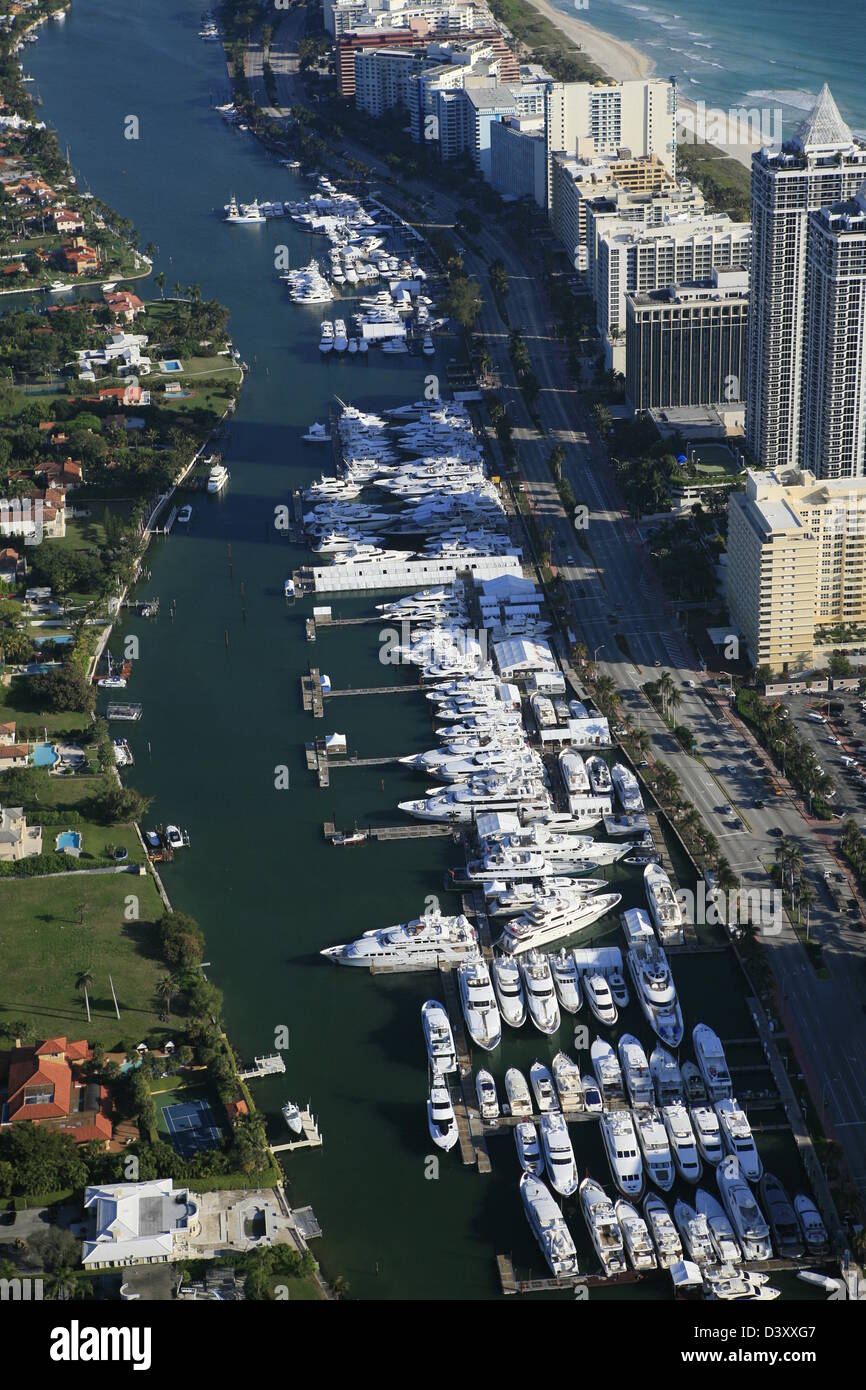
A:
22 775 148 865
0 678 91 737
0 866 168 1049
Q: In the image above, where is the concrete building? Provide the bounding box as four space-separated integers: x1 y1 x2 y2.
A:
625 268 749 413
727 467 866 671
802 190 866 480
490 114 546 204
745 85 866 473
595 215 751 372
325 0 494 39
82 1180 200 1268
336 20 515 97
463 79 547 179
407 42 500 148
354 46 425 117
544 79 678 206
0 804 42 861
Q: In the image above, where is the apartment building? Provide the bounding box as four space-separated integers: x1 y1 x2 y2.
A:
550 151 695 272
544 79 678 206
490 114 547 205
727 467 866 670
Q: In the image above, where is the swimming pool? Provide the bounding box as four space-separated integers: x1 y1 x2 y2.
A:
55 830 82 852
32 743 59 768
162 359 183 372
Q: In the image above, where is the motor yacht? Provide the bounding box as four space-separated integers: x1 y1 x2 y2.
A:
550 950 582 1013
690 1105 724 1165
673 1199 715 1265
650 1045 683 1107
207 462 229 494
457 959 501 1051
224 194 265 223
475 1069 499 1123
579 1178 626 1275
644 863 684 944
333 318 348 352
421 1000 457 1075
759 1174 804 1259
717 1166 772 1261
663 1102 702 1183
540 1113 578 1197
703 1266 780 1302
552 1052 584 1113
615 1200 657 1271
582 972 618 1028
490 954 526 1028
176 504 192 525
623 917 684 1047
318 323 334 354
793 1195 829 1255
515 1121 544 1176
634 1107 675 1191
496 894 621 956
590 1038 625 1106
519 952 560 1035
715 1099 762 1181
682 1061 708 1106
484 879 605 919
520 1172 579 1278
321 910 479 969
600 1109 644 1198
586 755 612 795
643 1193 683 1268
693 1023 733 1102
282 1101 303 1135
504 1067 533 1118
617 1034 654 1108
427 1078 459 1151
559 748 590 795
530 1061 559 1114
611 763 644 813
695 1189 742 1264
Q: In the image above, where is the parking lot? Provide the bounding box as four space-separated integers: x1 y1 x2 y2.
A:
782 689 866 822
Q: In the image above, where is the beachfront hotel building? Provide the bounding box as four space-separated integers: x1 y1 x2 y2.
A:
625 268 749 413
745 85 866 476
727 467 866 670
544 79 678 206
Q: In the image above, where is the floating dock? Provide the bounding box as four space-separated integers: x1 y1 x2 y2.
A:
238 1054 286 1081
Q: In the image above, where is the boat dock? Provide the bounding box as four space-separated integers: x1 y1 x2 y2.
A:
438 963 491 1173
106 703 143 721
324 683 419 699
238 1053 286 1081
322 821 455 842
272 1107 323 1154
301 667 324 717
496 1254 640 1295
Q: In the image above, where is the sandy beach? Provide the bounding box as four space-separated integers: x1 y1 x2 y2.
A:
521 0 764 170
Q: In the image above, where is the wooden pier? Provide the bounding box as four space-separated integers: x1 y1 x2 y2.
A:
323 683 419 699
438 963 491 1173
272 1108 323 1154
238 1054 286 1081
305 618 316 642
322 821 455 842
496 1254 640 1295
301 667 324 718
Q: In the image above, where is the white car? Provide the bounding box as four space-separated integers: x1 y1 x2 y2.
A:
683 679 697 689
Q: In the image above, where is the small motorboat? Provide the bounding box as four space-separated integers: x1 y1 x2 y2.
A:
282 1100 303 1135
98 676 127 689
514 1120 544 1176
332 830 366 846
284 578 295 598
164 825 184 851
475 1069 499 1122
303 421 331 442
176 504 193 524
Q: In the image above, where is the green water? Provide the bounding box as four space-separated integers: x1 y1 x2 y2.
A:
26 0 821 1300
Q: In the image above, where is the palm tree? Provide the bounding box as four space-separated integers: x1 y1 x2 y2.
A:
634 727 651 756
75 969 94 1024
155 270 166 299
667 686 682 724
156 975 176 1019
657 670 674 718
595 674 616 711
716 856 739 895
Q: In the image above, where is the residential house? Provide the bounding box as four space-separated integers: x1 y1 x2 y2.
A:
0 546 23 583
0 804 42 860
0 1037 112 1144
59 236 99 276
51 206 85 234
82 1180 200 1267
103 290 144 322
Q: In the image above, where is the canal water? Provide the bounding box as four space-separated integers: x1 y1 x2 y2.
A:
28 0 814 1300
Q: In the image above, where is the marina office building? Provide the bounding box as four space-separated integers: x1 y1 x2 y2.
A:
625 268 749 413
745 85 866 476
727 467 866 671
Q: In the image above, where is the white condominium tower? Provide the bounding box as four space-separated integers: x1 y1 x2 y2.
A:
544 79 678 205
746 85 866 475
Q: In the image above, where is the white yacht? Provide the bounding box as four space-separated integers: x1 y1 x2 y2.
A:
690 1105 724 1165
457 959 501 1052
333 318 348 352
583 972 618 1026
715 1099 762 1181
793 1195 829 1255
717 1167 772 1261
615 1200 657 1271
586 755 612 795
696 1189 742 1264
643 1193 683 1268
282 1101 303 1135
427 1078 459 1151
519 952 560 1035
580 1178 626 1276
590 1038 625 1106
224 194 265 223
421 1000 457 1076
520 1172 579 1278
530 1061 559 1114
704 1266 780 1302
611 763 644 813
663 1103 703 1183
552 1052 584 1113
321 910 478 969
399 776 550 824
540 1113 578 1197
650 1045 683 1107
207 462 229 494
318 323 334 354
623 913 684 1048
643 863 684 944
475 1069 499 1122
515 1121 544 1176
559 748 590 795
549 949 583 1013
177 504 192 525
693 1024 733 1102
582 1075 603 1114
617 1034 654 1109
485 879 605 919
490 954 526 1028
600 1109 644 1198
673 1198 715 1265
634 1107 675 1191
504 1067 533 1118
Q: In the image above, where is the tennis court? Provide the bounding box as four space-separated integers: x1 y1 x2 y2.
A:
162 1097 223 1157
